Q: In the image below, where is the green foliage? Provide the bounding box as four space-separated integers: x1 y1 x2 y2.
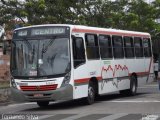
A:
0 0 160 39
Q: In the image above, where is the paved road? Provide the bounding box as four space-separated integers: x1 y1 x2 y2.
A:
0 82 160 120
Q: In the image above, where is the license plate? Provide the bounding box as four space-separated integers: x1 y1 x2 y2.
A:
33 94 43 97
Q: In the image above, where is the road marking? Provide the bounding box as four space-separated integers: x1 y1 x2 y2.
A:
38 115 55 120
7 102 36 107
98 113 128 120
61 113 91 120
6 101 59 108
0 102 36 111
139 86 158 89
114 114 142 120
108 100 160 103
42 114 76 120
73 114 110 120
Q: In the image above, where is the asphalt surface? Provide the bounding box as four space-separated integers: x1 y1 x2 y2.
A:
0 82 160 120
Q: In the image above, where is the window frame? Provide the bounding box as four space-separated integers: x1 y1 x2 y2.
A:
112 35 124 59
143 38 152 57
134 37 144 58
123 36 135 58
85 33 100 60
99 34 113 59
72 36 86 68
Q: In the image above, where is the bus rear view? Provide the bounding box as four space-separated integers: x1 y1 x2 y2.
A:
10 25 72 107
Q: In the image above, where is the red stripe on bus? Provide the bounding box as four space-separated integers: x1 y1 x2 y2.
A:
74 76 102 84
97 76 102 80
132 72 149 76
72 28 150 38
75 71 151 84
74 78 90 84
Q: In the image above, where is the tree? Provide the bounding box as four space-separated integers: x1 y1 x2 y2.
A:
0 0 160 38
0 0 26 30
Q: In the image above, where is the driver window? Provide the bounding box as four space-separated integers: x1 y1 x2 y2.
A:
73 37 86 68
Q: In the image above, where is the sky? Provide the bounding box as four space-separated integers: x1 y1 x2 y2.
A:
145 0 155 3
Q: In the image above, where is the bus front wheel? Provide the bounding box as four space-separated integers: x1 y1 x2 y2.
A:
37 101 49 107
85 81 95 105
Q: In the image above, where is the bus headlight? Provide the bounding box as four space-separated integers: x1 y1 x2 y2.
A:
11 78 17 89
61 72 71 87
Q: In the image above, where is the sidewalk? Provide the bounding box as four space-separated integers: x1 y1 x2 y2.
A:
0 88 12 105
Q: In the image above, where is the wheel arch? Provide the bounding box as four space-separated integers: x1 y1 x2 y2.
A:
131 72 138 86
89 77 99 96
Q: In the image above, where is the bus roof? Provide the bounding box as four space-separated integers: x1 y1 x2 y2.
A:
15 24 151 38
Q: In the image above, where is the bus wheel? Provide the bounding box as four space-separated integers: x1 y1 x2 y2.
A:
120 75 137 96
37 101 49 107
85 81 95 105
129 75 137 95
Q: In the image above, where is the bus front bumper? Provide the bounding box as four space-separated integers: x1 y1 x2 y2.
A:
11 84 73 102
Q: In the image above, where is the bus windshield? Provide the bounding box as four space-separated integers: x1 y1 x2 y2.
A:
11 37 70 78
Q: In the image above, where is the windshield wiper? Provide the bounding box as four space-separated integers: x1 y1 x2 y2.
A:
41 37 56 58
42 37 56 53
24 39 32 50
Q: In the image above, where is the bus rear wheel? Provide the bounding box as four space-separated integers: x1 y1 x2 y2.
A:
120 75 137 96
129 75 137 95
37 101 49 107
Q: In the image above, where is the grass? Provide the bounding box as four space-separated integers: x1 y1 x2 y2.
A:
0 81 10 89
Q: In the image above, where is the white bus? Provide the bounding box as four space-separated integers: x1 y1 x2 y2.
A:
10 24 154 107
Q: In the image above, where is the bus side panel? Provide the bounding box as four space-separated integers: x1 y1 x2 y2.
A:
127 58 146 86
125 58 154 87
73 60 101 99
99 59 130 94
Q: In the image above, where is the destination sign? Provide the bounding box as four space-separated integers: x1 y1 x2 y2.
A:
18 30 28 36
31 27 66 36
15 27 68 38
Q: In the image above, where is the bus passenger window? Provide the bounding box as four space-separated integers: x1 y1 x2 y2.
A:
99 35 113 59
85 34 100 60
112 36 124 58
73 37 86 68
124 36 134 58
143 38 151 57
134 37 143 57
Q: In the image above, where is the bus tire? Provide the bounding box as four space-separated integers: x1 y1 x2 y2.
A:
85 81 95 105
129 75 137 95
120 75 137 96
37 101 49 107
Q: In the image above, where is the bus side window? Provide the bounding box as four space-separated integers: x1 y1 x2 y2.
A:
72 37 86 68
85 34 100 60
112 36 124 58
124 36 134 58
143 38 152 57
99 35 113 59
134 37 143 58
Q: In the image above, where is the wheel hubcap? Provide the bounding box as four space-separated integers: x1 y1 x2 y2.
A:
132 82 136 93
88 87 94 102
